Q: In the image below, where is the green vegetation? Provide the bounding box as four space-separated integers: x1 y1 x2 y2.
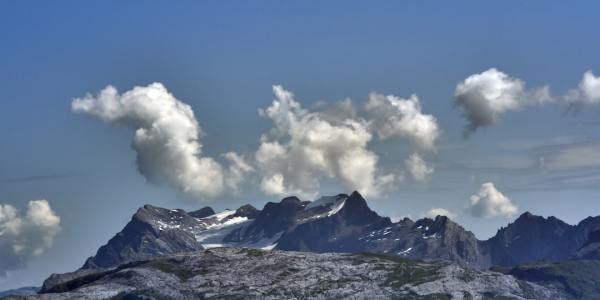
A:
350 252 442 288
238 248 266 257
385 264 441 288
481 292 518 300
141 259 200 281
110 289 194 300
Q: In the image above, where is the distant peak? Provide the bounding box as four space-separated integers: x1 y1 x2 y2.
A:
349 190 363 198
188 206 216 219
233 204 260 219
280 196 302 205
434 215 450 223
515 211 539 221
341 191 379 215
142 204 160 210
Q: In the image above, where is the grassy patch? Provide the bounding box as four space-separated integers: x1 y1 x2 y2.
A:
481 292 516 300
110 289 193 300
238 248 266 257
351 252 442 288
141 260 200 281
385 264 440 288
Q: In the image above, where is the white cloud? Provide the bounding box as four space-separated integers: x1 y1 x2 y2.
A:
405 153 434 182
72 83 252 200
365 93 440 152
425 207 456 219
256 85 398 199
565 70 600 105
454 68 551 136
73 83 442 200
223 152 255 193
0 200 61 276
468 182 518 218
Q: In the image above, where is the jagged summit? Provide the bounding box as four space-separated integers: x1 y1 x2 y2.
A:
188 206 215 218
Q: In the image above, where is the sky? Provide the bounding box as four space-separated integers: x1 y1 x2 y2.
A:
1 0 600 290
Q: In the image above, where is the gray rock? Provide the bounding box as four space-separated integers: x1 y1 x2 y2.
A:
36 248 561 300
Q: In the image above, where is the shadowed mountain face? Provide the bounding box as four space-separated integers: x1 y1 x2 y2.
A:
79 192 600 271
497 260 600 300
481 212 600 267
82 205 204 269
275 192 393 253
575 229 600 260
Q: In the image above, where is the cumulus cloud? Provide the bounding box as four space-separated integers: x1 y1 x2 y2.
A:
0 200 61 276
404 153 434 182
72 83 441 200
72 83 252 200
565 70 600 105
425 207 456 219
468 182 518 218
365 93 440 152
256 85 398 199
454 68 551 136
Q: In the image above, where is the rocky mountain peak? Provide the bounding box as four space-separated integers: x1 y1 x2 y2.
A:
337 191 388 226
233 204 260 219
188 206 215 218
280 196 303 206
82 205 202 269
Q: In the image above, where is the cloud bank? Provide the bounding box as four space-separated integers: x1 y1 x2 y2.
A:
468 182 518 218
73 83 440 200
0 200 61 276
72 83 253 200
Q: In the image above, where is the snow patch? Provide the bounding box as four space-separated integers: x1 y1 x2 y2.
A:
398 247 412 255
328 199 346 216
306 195 348 210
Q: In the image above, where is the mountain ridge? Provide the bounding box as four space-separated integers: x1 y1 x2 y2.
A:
80 191 600 271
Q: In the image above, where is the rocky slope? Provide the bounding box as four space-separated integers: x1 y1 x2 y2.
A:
33 248 561 300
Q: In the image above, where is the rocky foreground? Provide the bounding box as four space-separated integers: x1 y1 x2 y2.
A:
9 248 564 300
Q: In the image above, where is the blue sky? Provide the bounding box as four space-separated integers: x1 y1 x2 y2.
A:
1 1 600 290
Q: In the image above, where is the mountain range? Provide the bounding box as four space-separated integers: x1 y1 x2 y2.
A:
6 191 600 299
80 191 600 271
